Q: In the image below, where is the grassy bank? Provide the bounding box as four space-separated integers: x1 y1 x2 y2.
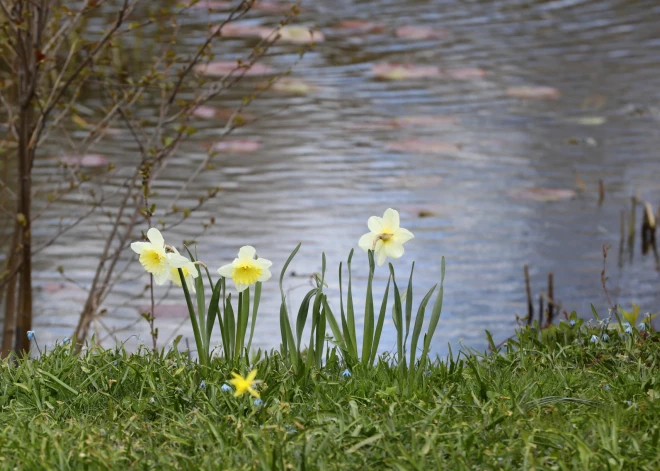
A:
1 322 659 470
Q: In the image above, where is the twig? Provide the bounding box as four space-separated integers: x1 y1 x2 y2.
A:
601 243 615 311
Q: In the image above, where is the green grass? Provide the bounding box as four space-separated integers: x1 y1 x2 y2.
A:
1 324 659 470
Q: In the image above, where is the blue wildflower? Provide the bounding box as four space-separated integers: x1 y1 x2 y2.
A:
604 385 611 391
601 333 610 342
569 320 576 326
200 380 206 389
149 397 156 404
590 335 599 343
27 331 35 340
638 322 646 331
62 337 70 343
341 369 352 378
253 398 263 407
220 383 232 392
624 322 632 334
626 400 633 406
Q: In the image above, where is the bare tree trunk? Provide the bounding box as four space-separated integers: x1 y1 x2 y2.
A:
1 224 20 356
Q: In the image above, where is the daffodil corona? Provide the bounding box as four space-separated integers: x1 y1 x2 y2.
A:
217 245 272 292
131 228 191 284
358 208 414 266
228 370 261 398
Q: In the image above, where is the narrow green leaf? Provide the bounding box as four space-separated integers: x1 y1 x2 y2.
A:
315 295 327 368
296 289 317 350
179 268 206 366
370 274 391 365
206 277 223 346
403 262 415 357
224 295 236 358
246 281 262 354
388 264 404 375
361 250 375 366
409 284 437 374
346 249 357 359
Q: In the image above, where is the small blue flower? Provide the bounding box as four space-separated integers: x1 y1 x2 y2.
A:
149 397 156 404
200 380 206 389
626 400 633 406
62 337 70 343
637 322 646 331
220 383 232 392
253 398 263 407
341 369 352 378
604 385 611 391
601 334 610 342
569 320 576 326
27 331 35 340
176 387 182 394
624 322 632 334
590 335 599 343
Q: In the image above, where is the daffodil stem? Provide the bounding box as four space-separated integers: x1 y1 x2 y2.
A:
149 273 156 352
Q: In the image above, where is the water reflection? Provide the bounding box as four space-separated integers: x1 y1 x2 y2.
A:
16 0 660 354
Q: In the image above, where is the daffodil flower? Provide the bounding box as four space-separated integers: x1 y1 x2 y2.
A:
131 228 190 284
169 247 199 293
358 208 414 266
228 369 261 398
217 245 272 292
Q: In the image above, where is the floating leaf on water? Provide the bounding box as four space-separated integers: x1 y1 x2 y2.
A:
194 61 275 77
505 86 561 99
58 154 108 168
209 139 261 153
372 63 442 80
393 115 459 127
334 20 386 34
395 25 450 40
219 23 272 39
445 68 486 79
567 116 607 126
192 105 255 123
511 187 577 202
418 210 436 218
188 0 231 9
266 78 318 95
386 139 461 155
278 26 324 44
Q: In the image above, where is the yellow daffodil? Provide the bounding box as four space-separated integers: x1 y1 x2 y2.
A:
358 208 414 266
169 248 199 293
217 245 272 292
228 369 261 398
130 228 190 284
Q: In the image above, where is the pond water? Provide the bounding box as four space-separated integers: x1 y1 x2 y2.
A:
18 0 660 355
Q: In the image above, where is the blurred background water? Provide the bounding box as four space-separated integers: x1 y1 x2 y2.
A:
11 0 660 355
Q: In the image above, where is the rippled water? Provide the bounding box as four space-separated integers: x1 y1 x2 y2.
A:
12 0 660 354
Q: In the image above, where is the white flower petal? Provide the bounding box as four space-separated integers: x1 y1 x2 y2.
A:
186 276 197 294
367 216 384 233
257 268 272 282
376 247 388 266
167 253 191 269
393 227 414 244
358 232 376 252
147 228 165 248
256 257 272 269
154 270 170 285
188 263 200 278
384 240 404 259
238 245 257 260
235 282 249 293
131 241 150 254
218 263 234 278
382 208 400 231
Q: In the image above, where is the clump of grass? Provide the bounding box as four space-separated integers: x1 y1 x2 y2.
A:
1 322 658 469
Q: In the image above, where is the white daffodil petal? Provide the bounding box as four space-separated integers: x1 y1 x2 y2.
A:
382 208 400 231
154 270 170 285
367 216 384 233
384 240 404 259
147 228 165 248
218 264 234 278
188 264 200 278
238 245 257 260
376 247 388 266
256 257 272 269
130 241 150 254
257 268 272 282
235 282 249 293
186 276 197 294
358 233 376 252
167 253 191 269
394 227 414 244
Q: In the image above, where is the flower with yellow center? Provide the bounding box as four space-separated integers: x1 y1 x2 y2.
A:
217 245 272 292
169 248 199 293
228 369 261 398
358 208 414 266
130 228 190 285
